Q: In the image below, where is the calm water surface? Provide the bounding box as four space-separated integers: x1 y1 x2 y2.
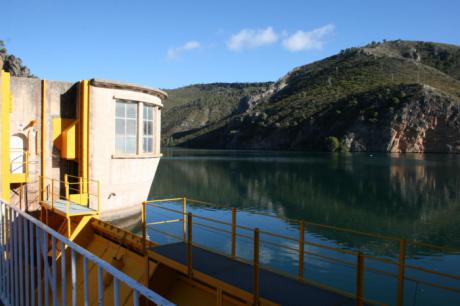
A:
143 148 460 306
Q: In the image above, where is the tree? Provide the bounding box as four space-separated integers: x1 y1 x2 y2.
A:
325 136 340 152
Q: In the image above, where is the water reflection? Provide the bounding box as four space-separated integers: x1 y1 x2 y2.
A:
144 149 460 306
150 149 460 251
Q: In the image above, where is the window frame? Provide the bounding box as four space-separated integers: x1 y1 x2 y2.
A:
142 104 155 153
113 98 160 158
115 100 138 155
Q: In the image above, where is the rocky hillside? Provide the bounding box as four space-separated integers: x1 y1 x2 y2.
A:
0 40 33 77
163 40 460 152
162 83 272 145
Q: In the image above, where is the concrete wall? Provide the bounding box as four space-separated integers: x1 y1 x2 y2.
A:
9 77 42 208
89 85 163 220
8 77 76 210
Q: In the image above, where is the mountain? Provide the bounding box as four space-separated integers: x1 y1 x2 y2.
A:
162 82 273 145
0 40 33 77
162 40 460 152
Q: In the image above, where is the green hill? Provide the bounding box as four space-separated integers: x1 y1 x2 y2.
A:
162 82 272 145
163 40 460 152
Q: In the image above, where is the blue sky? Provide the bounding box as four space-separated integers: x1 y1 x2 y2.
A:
1 0 459 89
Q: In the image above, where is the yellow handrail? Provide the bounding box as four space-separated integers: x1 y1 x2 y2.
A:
39 175 100 216
144 197 460 306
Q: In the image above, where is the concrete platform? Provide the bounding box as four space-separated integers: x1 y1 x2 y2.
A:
150 242 366 306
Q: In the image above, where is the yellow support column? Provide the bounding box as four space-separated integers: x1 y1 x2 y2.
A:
40 80 46 201
79 80 89 195
1 70 11 201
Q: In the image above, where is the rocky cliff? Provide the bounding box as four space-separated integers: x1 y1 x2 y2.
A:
163 40 460 153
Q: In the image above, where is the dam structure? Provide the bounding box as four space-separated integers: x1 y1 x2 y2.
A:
0 70 166 220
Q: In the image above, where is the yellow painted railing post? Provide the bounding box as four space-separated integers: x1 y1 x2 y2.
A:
79 177 83 194
142 201 149 286
25 151 29 180
66 216 71 237
216 287 223 306
253 228 260 306
187 212 193 279
51 179 54 210
356 252 364 306
183 197 187 241
64 174 69 200
298 220 305 279
397 239 406 306
231 207 236 257
142 201 147 248
38 178 42 204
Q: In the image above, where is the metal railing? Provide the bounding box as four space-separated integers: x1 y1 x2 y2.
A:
143 197 460 306
39 175 100 215
0 199 175 306
10 149 30 181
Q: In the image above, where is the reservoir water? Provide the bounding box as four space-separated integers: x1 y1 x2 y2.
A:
143 148 460 306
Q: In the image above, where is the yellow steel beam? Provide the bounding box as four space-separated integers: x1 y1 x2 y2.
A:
79 80 89 194
1 70 11 200
40 79 46 201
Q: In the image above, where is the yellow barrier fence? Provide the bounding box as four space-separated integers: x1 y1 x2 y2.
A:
39 175 100 216
143 197 460 306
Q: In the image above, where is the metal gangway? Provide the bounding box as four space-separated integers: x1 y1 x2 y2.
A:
0 199 175 306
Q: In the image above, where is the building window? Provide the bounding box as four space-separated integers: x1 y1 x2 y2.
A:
143 105 154 153
115 100 137 154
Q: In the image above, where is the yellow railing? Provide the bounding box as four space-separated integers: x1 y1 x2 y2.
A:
9 149 30 183
142 197 460 306
39 175 100 216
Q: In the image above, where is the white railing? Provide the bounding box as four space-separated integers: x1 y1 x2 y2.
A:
0 200 175 306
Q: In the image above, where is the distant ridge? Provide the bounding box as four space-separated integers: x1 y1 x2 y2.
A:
163 40 460 153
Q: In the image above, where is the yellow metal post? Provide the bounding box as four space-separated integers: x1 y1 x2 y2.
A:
40 80 46 202
298 220 305 279
142 202 149 286
231 207 236 257
79 177 83 193
253 228 260 306
51 179 54 210
183 197 187 241
66 216 71 237
216 287 223 306
1 71 11 201
25 151 29 180
356 252 364 306
187 212 193 279
397 239 406 306
79 80 89 195
64 174 69 200
97 181 100 214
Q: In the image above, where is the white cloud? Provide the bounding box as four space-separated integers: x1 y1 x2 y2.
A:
282 24 335 52
227 27 278 51
167 41 201 60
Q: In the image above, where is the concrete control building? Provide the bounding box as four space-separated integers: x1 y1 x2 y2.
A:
0 71 167 220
